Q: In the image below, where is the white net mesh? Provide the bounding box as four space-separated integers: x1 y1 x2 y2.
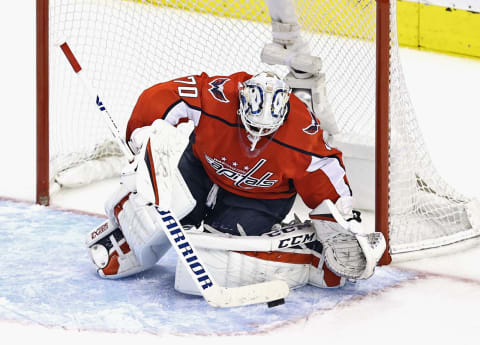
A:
48 0 479 255
386 0 479 254
49 0 278 186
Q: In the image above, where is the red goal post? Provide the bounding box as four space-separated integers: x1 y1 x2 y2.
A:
37 0 49 207
376 0 391 264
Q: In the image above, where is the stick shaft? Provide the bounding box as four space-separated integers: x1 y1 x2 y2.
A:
59 42 134 162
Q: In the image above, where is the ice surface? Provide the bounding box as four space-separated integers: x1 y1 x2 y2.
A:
0 199 416 336
1 2 480 343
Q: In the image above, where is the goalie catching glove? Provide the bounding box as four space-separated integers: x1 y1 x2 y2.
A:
86 120 196 278
310 197 386 280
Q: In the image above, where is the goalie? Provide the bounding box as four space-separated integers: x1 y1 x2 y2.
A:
86 70 386 295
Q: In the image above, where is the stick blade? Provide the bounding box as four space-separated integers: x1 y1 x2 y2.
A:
203 280 289 308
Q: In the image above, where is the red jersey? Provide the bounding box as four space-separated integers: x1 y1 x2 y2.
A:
126 72 351 209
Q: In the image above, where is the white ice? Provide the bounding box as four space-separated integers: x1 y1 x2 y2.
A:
1 5 480 345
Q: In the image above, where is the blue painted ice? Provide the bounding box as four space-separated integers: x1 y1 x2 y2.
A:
0 199 416 335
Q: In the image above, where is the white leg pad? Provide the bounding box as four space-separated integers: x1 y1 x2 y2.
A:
174 247 310 296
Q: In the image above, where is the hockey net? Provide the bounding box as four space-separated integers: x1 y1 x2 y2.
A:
41 0 480 260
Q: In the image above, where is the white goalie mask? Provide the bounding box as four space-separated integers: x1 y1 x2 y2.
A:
238 72 291 150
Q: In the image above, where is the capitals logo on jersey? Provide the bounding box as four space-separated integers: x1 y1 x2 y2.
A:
204 154 278 189
208 78 230 103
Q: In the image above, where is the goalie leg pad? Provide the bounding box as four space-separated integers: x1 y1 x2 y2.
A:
115 192 172 268
95 188 173 279
174 246 310 296
175 224 347 293
175 245 348 294
86 220 145 279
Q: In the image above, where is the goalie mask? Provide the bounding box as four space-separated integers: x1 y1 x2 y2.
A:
238 72 291 151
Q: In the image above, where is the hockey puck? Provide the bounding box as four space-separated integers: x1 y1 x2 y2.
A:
267 298 285 308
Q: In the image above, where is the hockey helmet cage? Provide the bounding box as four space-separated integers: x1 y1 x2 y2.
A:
238 72 291 150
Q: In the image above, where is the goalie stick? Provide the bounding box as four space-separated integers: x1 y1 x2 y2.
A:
59 42 289 308
189 222 317 252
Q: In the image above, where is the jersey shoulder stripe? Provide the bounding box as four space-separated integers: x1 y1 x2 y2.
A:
162 100 202 127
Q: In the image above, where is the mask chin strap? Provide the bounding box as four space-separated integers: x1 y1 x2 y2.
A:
246 125 280 151
247 124 274 151
247 131 262 151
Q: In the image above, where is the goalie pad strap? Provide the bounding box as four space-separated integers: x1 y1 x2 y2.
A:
321 262 343 287
310 214 336 223
239 250 314 265
101 240 132 276
310 251 344 287
128 126 151 155
114 192 131 222
309 252 344 288
144 139 160 205
239 249 345 281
